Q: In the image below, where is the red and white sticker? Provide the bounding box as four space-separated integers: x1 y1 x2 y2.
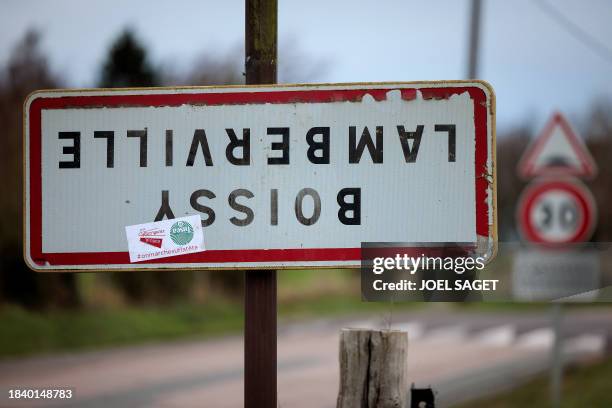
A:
125 215 205 262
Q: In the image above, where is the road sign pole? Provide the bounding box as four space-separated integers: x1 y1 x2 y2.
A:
244 270 277 407
467 0 481 79
550 303 564 408
244 1 277 407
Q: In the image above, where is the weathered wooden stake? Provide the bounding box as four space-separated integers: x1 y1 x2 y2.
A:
244 1 277 408
337 329 408 408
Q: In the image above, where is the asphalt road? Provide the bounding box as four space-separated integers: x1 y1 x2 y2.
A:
1 308 610 408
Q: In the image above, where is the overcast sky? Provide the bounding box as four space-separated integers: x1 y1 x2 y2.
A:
2 0 611 132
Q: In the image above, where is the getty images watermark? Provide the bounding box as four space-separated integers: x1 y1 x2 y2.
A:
371 252 494 291
361 242 497 302
361 242 612 302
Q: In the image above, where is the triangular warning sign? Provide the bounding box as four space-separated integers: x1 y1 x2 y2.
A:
518 112 597 179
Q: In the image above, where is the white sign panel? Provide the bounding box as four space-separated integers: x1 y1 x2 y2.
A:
24 82 496 270
513 249 600 301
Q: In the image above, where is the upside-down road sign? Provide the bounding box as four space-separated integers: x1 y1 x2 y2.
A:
24 81 496 271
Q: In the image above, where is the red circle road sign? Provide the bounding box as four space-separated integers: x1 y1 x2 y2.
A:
517 179 596 245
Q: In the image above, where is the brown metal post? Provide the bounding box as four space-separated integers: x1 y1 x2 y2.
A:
244 1 277 407
244 270 277 407
245 0 277 85
467 0 481 79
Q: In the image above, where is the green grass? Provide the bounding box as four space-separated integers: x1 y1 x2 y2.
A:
456 357 612 408
0 301 244 358
0 290 417 358
3 267 601 359
0 268 409 358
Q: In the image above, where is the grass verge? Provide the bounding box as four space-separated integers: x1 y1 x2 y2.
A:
0 291 415 358
456 357 612 408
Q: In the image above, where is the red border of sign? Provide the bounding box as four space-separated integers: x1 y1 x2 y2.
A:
26 85 491 267
518 112 597 179
516 178 596 245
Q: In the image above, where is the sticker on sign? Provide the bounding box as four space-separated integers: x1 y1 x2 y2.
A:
125 215 205 263
23 81 496 271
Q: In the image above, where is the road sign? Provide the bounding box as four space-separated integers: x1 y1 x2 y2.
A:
24 82 496 271
518 112 597 179
515 112 597 408
516 179 596 245
513 249 600 301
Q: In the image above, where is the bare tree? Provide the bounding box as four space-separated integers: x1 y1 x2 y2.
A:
584 99 612 242
0 30 79 308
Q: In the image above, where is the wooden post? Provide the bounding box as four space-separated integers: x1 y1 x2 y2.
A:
244 1 277 408
337 329 408 408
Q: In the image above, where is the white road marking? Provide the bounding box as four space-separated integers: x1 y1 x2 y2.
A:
564 334 606 356
422 325 467 343
343 319 377 329
516 328 554 350
474 324 516 347
392 322 424 341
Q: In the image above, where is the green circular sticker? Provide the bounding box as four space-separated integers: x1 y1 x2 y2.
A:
169 221 194 245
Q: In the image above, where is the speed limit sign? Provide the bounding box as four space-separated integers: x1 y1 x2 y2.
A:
517 179 596 245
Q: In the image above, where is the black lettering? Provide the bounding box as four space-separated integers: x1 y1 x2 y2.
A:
271 189 278 226
349 126 383 163
186 129 213 166
190 189 216 227
267 127 290 165
166 130 173 167
337 188 361 225
397 125 423 163
154 190 175 221
435 124 456 162
58 132 80 169
225 128 251 165
560 201 577 230
127 129 147 167
306 127 330 164
93 131 114 168
295 188 321 226
228 189 254 226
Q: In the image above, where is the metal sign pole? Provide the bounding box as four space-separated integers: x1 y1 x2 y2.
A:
550 303 563 408
244 1 278 407
467 0 481 79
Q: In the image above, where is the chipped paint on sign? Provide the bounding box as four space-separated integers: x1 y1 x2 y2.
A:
23 81 496 271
